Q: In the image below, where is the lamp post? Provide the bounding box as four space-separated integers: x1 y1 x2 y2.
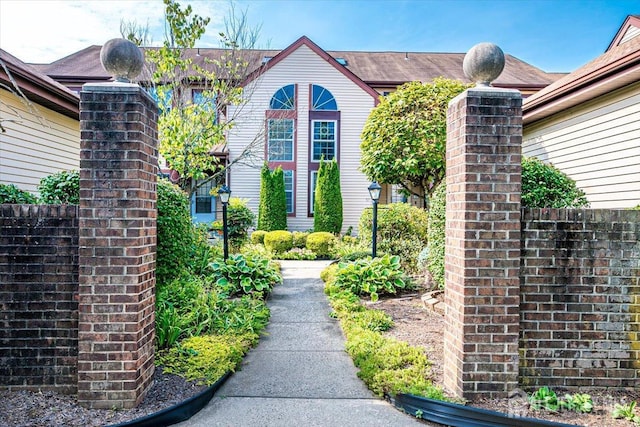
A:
218 185 231 261
368 181 381 258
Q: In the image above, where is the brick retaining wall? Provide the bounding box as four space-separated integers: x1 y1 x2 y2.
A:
0 204 79 393
520 208 640 389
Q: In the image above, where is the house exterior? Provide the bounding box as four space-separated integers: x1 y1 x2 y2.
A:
523 15 640 208
35 37 560 231
0 49 80 194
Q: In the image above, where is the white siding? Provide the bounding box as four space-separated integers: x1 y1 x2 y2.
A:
523 83 640 208
227 44 377 232
0 89 80 194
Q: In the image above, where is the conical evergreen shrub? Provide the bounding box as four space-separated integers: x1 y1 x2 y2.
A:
314 158 343 233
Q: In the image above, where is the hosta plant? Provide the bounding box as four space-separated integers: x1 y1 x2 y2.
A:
334 254 407 302
211 253 281 297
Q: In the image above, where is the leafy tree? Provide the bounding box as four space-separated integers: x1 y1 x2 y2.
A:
360 78 470 203
314 158 343 233
132 0 265 198
257 164 287 231
0 184 37 204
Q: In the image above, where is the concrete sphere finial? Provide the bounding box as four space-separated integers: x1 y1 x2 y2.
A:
463 42 505 87
100 38 144 83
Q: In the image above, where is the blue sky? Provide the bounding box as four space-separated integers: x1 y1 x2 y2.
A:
0 0 637 72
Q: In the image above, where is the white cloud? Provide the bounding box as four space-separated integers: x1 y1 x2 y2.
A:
0 0 229 63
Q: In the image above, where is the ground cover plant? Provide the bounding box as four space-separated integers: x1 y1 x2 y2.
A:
321 262 444 400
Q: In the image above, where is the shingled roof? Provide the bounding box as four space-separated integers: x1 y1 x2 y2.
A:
523 22 640 124
0 48 79 118
35 37 559 92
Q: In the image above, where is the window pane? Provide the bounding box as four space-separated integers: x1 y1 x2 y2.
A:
195 179 214 214
268 119 294 161
283 170 294 213
312 85 337 111
312 121 336 161
310 171 318 214
270 84 296 110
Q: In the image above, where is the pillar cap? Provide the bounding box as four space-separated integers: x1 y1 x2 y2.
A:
100 38 144 83
463 42 505 87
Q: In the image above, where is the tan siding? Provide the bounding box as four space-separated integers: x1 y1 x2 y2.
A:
227 44 376 232
523 83 640 208
0 89 80 194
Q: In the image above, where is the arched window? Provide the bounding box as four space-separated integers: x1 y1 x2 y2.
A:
311 85 337 110
270 84 296 110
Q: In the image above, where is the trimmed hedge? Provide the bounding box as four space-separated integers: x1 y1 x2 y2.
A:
306 231 336 258
250 230 267 244
264 230 293 254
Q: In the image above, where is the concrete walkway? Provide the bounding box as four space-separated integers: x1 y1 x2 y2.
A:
176 260 421 427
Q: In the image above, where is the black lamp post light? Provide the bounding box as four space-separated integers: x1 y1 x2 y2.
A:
368 181 381 258
218 185 231 261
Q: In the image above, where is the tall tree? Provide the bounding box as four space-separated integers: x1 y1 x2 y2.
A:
314 158 342 233
360 78 470 203
258 164 287 231
132 0 265 198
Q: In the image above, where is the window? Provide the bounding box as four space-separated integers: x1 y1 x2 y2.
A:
195 179 214 214
270 84 296 110
283 170 294 214
311 85 337 111
146 86 173 112
192 89 217 122
312 121 336 161
268 119 294 161
309 171 318 214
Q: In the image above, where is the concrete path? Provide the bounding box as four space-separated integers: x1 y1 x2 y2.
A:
176 260 421 427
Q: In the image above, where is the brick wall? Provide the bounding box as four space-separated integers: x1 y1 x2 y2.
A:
77 83 158 409
520 208 640 389
443 87 523 399
0 204 79 393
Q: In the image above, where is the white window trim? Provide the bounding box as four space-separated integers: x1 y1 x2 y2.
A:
309 170 318 214
283 170 295 214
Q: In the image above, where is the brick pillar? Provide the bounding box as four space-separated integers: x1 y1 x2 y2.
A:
78 83 157 409
443 87 522 400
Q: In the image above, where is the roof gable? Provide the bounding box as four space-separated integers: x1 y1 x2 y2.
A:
607 15 640 51
244 36 380 102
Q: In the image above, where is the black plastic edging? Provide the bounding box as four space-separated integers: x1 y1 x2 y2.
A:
107 371 232 427
393 393 578 427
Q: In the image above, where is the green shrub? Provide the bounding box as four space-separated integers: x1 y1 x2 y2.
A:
359 203 429 273
0 183 37 204
250 230 267 244
210 253 281 298
258 164 287 231
264 230 293 254
334 255 407 302
292 231 309 248
157 179 203 285
426 182 446 289
157 333 257 385
38 170 79 204
521 157 589 208
155 273 220 348
314 158 343 233
226 197 255 249
306 231 336 258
